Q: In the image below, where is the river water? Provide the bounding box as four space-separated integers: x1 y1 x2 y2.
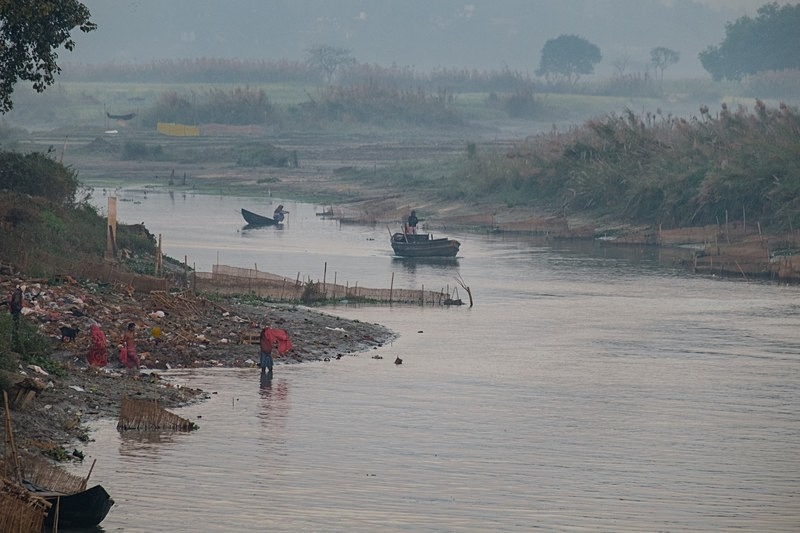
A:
68 190 800 531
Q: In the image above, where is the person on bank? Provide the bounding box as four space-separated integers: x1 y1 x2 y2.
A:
273 204 289 223
405 210 419 235
87 322 109 367
119 322 141 369
5 286 24 350
259 324 293 373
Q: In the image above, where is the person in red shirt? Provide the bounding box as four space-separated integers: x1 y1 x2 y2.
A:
259 325 292 373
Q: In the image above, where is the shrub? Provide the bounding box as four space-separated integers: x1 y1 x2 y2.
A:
236 143 291 167
743 69 800 100
0 151 79 204
122 141 165 161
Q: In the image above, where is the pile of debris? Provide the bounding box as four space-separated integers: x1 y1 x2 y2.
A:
1 276 393 370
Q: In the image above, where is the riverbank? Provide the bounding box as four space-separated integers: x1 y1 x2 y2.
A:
1 275 393 459
66 126 800 284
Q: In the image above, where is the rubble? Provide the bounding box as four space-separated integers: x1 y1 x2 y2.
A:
0 275 394 454
2 278 392 370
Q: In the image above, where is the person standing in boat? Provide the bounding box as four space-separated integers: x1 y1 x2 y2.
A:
273 204 289 223
405 210 419 234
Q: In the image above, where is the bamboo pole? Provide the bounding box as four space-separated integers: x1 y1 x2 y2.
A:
742 204 746 233
3 391 21 483
80 459 97 491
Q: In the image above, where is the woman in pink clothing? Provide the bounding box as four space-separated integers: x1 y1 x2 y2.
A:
119 322 140 368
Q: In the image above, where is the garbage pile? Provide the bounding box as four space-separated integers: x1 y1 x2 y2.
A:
1 278 262 369
1 276 392 370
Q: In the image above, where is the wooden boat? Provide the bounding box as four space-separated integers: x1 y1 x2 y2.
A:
25 482 115 528
106 111 137 121
391 232 460 257
241 208 279 226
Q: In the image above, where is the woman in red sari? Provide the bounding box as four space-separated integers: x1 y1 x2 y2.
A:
87 323 109 367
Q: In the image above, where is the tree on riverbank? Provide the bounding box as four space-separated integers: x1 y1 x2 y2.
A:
0 0 96 112
699 3 800 81
536 34 602 88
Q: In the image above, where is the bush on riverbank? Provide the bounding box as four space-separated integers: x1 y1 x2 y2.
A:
0 151 160 277
446 101 800 231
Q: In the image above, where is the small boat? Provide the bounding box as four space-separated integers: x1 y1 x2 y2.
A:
25 482 115 528
241 208 279 226
390 232 460 257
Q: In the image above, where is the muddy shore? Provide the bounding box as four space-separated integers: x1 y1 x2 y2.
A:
2 276 393 459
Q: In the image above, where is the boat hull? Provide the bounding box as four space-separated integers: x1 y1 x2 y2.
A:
41 484 114 528
241 208 278 226
391 233 460 257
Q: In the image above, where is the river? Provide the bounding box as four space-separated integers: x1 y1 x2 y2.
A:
68 189 800 531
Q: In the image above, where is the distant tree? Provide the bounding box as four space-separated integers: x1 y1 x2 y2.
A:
699 2 800 81
0 0 96 113
650 47 680 88
612 54 632 77
305 44 356 84
536 34 602 87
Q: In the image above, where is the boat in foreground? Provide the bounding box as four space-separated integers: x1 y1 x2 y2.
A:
241 208 279 226
390 232 461 257
26 482 115 528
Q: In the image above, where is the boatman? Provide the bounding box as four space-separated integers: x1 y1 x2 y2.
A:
273 204 289 223
406 210 419 234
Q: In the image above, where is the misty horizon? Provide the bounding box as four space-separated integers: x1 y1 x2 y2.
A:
66 0 777 80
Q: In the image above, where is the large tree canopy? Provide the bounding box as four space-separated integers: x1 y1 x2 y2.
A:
536 34 601 86
0 0 96 113
699 2 800 81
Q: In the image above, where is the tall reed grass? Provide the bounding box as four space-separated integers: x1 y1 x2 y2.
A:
448 101 800 230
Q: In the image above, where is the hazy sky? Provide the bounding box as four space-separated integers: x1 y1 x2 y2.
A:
66 0 781 78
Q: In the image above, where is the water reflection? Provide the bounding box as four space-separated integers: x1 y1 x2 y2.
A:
258 370 289 421
259 368 273 388
391 256 460 274
242 223 283 232
117 430 180 458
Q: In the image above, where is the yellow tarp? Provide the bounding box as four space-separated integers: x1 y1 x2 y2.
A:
157 122 200 137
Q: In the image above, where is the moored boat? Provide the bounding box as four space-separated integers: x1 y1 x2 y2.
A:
241 208 279 226
25 482 114 529
390 232 460 257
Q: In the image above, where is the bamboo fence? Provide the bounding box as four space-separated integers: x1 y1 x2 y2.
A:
117 397 197 432
16 449 88 493
192 264 462 305
0 476 49 532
